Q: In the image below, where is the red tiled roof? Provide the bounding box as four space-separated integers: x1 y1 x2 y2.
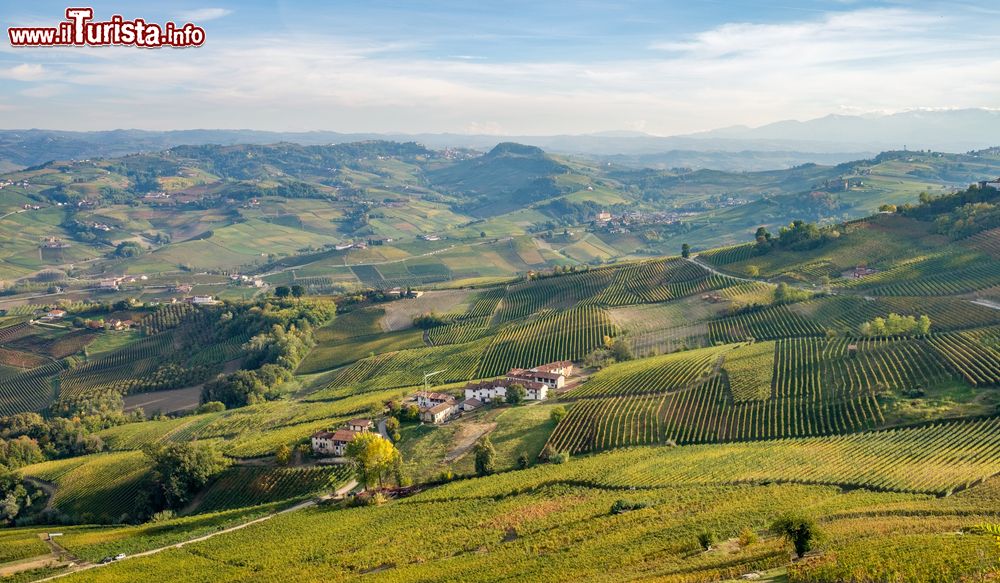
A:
415 391 455 402
426 401 455 414
532 360 572 372
332 429 358 443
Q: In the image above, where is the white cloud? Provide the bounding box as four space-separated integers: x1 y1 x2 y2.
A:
0 64 46 82
3 7 1000 135
175 8 232 23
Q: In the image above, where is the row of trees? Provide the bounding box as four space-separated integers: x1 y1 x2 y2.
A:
858 313 932 337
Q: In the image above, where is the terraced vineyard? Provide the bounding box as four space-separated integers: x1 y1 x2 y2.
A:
724 341 775 401
493 268 617 323
476 306 617 378
194 466 352 513
709 304 826 343
489 416 1000 498
927 329 1000 386
565 344 728 398
322 339 487 392
58 333 174 397
548 374 883 453
0 360 62 415
21 451 151 523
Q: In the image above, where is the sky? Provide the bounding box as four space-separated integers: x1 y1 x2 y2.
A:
0 0 998 135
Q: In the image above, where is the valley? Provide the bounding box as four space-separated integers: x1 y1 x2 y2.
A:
1 141 1000 582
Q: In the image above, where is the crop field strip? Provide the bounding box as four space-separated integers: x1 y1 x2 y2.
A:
708 304 827 343
313 338 489 395
964 226 1000 258
22 451 151 523
57 332 175 397
926 328 1000 386
0 360 63 415
549 337 944 454
548 374 883 454
476 305 618 378
565 344 729 399
194 465 353 514
456 416 1000 499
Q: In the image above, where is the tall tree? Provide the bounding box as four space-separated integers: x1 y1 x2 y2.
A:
345 432 401 490
474 435 496 476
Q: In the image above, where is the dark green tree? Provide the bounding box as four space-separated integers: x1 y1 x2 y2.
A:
474 435 496 476
505 383 526 405
143 442 231 510
681 243 691 258
274 286 291 299
771 513 818 558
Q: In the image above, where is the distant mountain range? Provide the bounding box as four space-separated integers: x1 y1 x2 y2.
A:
1 108 998 172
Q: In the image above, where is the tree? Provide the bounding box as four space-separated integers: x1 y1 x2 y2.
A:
681 243 691 258
550 405 567 424
480 231 487 238
290 285 305 299
474 435 496 476
505 384 526 405
771 513 818 558
385 416 401 442
345 432 401 490
274 286 291 299
917 314 932 335
143 442 231 510
610 339 634 362
275 444 292 466
0 468 29 524
114 241 144 258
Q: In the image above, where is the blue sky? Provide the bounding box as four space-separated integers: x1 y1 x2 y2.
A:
0 1 998 134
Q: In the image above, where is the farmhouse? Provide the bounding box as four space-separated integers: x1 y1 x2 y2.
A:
348 418 374 432
106 319 135 331
507 364 569 389
460 398 482 412
415 391 454 409
311 428 359 456
98 278 120 290
41 309 66 321
420 400 457 424
189 296 220 305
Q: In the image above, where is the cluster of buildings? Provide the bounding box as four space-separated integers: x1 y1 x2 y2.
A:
310 418 376 456
98 275 149 291
229 274 265 288
414 361 574 425
593 210 700 233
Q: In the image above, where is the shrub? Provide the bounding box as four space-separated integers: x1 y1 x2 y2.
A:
738 526 758 547
550 405 567 424
610 499 649 515
697 530 715 550
550 451 570 464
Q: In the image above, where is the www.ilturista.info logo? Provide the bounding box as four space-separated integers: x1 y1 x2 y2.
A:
8 8 206 48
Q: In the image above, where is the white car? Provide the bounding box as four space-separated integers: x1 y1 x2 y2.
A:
113 553 126 561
